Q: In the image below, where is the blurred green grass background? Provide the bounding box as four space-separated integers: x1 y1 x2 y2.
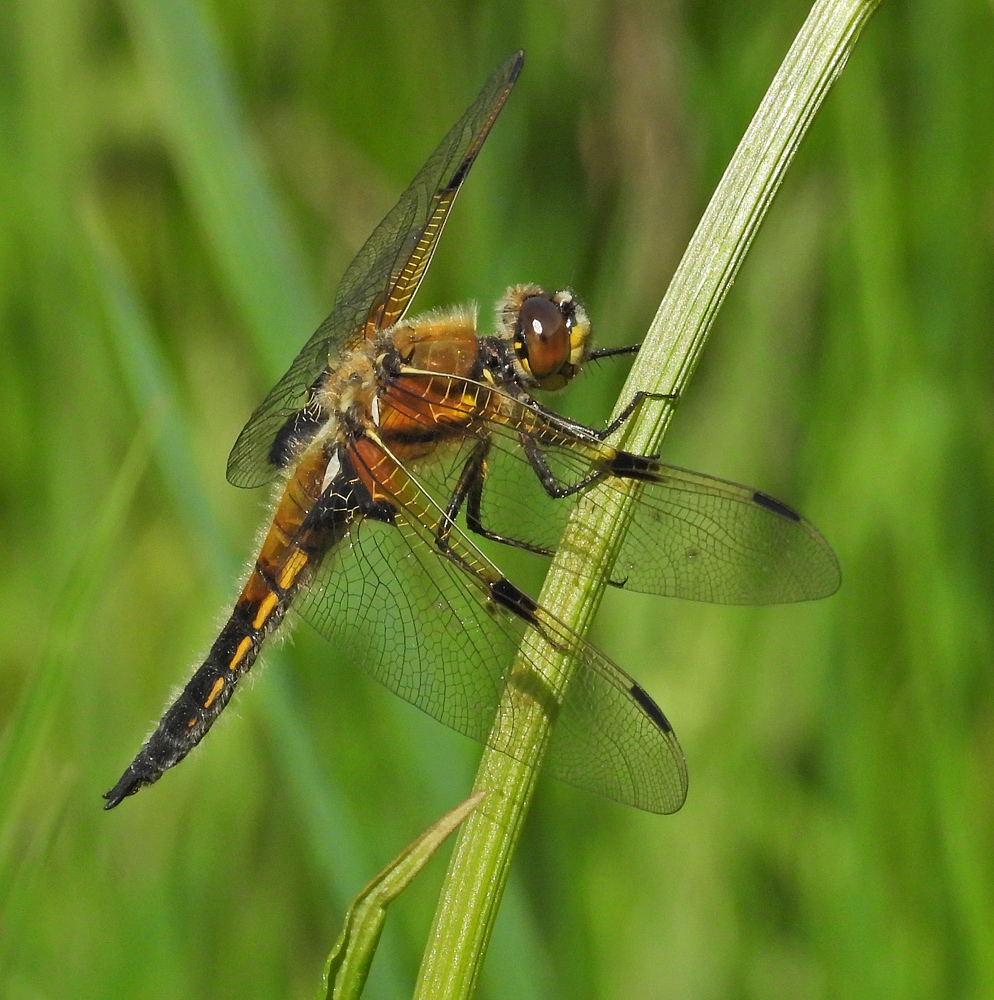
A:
2 0 993 997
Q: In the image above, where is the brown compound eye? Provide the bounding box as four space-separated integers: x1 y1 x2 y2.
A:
516 295 569 381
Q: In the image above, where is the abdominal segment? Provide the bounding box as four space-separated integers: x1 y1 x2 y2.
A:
104 448 350 809
102 586 289 809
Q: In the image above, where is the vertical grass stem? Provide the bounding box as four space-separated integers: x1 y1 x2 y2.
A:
414 2 884 997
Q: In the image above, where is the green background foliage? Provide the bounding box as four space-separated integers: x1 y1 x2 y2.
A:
2 1 992 997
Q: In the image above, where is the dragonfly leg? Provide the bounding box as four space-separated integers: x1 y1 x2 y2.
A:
518 433 602 498
435 438 556 556
524 390 675 444
586 342 641 361
517 433 658 590
596 390 676 441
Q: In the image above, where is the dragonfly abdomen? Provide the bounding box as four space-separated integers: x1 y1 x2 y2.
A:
101 551 311 810
104 451 340 809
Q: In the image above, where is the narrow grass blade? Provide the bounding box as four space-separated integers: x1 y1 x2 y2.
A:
415 3 884 997
318 792 485 1000
121 0 318 377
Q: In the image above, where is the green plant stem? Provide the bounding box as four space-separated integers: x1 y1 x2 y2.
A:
414 2 884 997
319 793 485 1000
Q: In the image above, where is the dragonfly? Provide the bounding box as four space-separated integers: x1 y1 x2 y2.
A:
104 50 839 814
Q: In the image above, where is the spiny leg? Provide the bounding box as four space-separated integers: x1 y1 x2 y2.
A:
434 438 559 557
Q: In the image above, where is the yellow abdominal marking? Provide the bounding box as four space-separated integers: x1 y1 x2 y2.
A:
203 676 226 709
253 591 279 629
277 549 309 590
229 635 253 671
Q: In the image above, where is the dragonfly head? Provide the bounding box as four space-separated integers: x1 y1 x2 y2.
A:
498 284 591 391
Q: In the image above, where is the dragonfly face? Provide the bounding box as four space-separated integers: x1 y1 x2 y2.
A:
105 50 840 814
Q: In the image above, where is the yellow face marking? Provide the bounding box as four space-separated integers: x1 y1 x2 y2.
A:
253 592 279 630
229 635 253 671
203 676 226 709
277 549 309 590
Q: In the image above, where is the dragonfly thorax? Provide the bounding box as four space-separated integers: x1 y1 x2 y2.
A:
497 284 590 392
321 352 377 414
387 305 480 377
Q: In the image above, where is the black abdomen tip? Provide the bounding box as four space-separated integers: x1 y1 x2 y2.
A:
103 771 140 810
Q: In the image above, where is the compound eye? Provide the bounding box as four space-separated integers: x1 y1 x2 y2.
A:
517 295 569 380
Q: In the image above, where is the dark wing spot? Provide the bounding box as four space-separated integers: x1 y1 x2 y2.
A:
608 451 658 482
751 490 802 522
317 451 397 526
380 427 442 447
363 500 397 525
491 577 539 624
630 682 673 733
445 158 472 194
268 406 326 470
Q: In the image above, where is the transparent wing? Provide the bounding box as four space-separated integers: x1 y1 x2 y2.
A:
292 455 687 814
475 439 840 604
226 50 524 488
387 376 841 605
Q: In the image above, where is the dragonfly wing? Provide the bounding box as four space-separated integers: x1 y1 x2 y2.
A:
292 447 687 813
385 376 840 604
335 50 523 336
481 434 840 603
607 463 841 603
226 50 524 489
